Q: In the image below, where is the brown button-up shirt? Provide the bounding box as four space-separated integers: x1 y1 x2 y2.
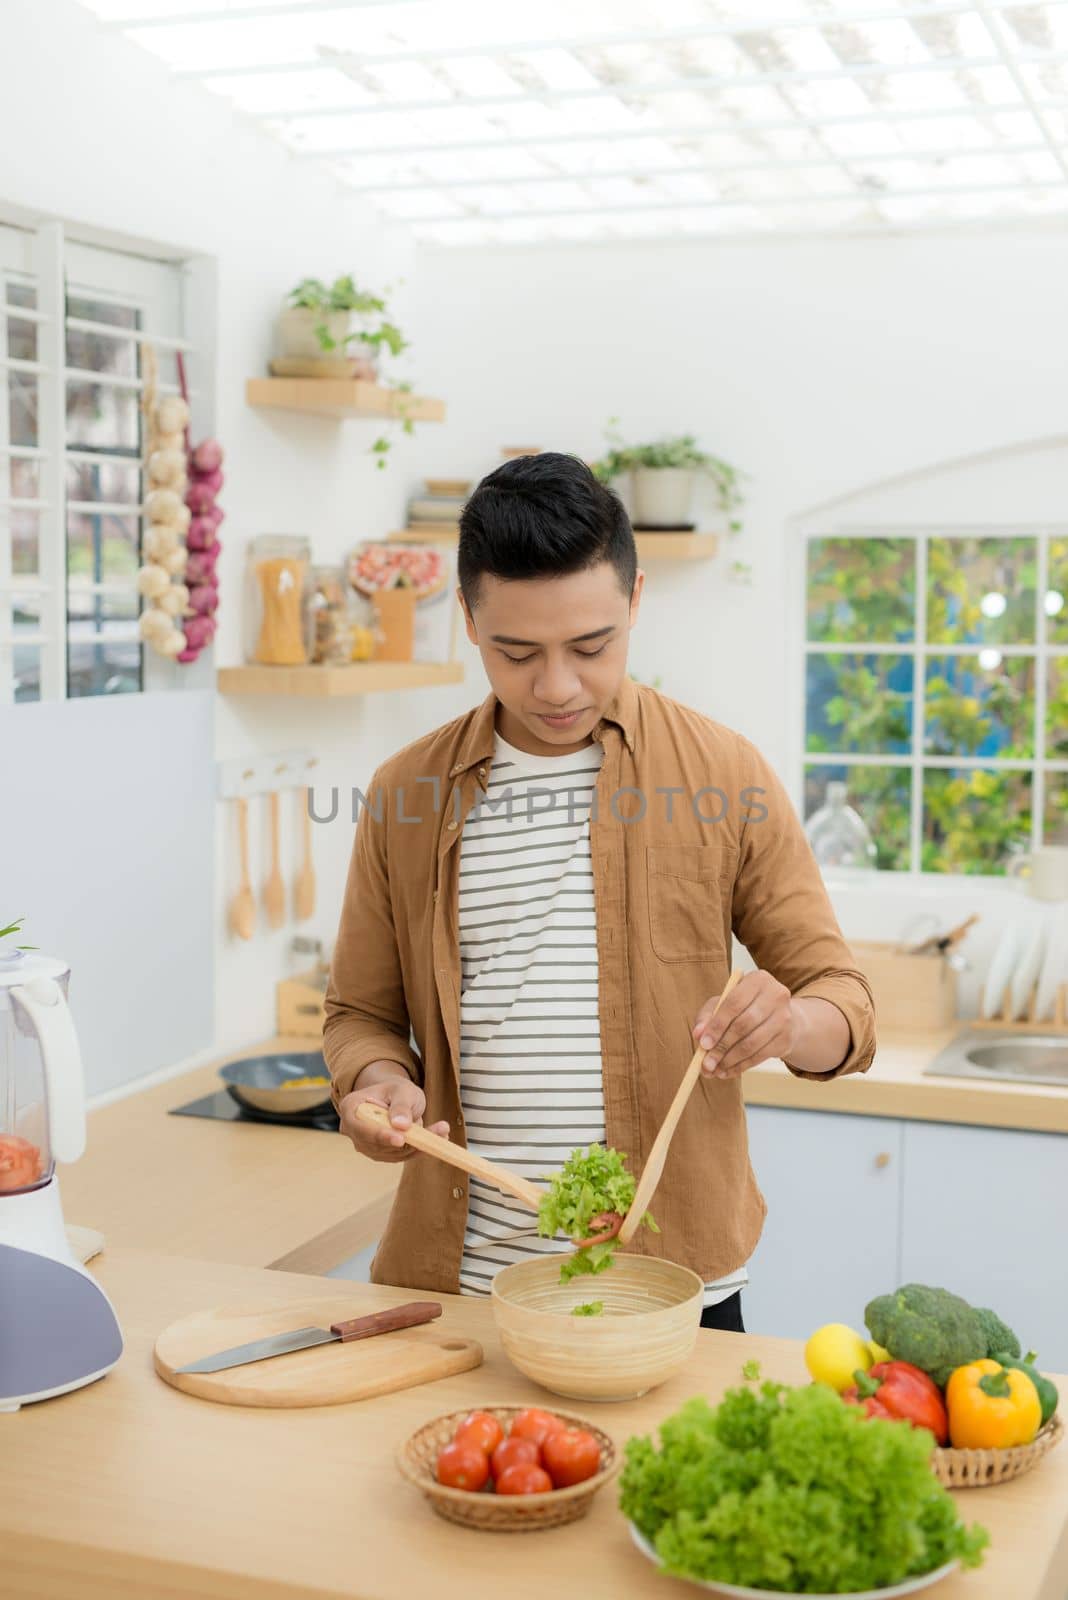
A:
324 678 876 1294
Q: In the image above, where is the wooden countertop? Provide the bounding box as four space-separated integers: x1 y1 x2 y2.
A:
746 1026 1068 1135
61 1037 399 1276
6 1248 1066 1600
62 1025 1066 1283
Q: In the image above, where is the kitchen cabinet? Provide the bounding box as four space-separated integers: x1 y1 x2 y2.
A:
742 1104 1068 1370
743 1106 903 1339
900 1121 1068 1370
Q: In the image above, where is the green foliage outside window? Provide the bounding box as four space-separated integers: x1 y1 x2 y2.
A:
805 534 1068 875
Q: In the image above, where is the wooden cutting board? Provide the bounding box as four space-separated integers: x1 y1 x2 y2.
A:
154 1295 483 1408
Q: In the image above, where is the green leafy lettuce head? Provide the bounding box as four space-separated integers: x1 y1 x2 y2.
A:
620 1382 988 1591
536 1143 658 1285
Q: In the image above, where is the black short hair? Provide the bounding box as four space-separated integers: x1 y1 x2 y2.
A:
458 451 637 607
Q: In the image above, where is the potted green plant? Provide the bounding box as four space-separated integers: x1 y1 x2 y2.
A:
592 423 744 532
276 275 407 379
0 916 35 966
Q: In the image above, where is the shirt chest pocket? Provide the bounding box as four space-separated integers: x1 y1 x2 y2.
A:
646 843 737 964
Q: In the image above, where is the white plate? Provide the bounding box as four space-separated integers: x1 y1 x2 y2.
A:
981 918 1024 1019
1034 905 1068 1021
628 1525 958 1600
1009 913 1048 1019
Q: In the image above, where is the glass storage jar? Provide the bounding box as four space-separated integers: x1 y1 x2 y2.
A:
308 564 358 665
244 535 311 666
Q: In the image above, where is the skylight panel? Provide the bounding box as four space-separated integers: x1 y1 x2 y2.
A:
428 56 536 101
1018 59 1068 97
782 76 884 119
73 0 1068 246
1009 2 1068 51
202 67 361 116
84 0 295 15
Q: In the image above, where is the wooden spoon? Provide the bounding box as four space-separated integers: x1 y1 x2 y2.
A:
263 792 286 930
294 786 316 923
228 797 256 942
617 968 746 1246
355 1102 544 1213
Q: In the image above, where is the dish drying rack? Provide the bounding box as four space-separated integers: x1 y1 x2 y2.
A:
973 981 1068 1035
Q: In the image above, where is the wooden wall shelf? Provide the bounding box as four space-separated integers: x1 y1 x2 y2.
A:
217 662 464 697
388 527 720 561
246 379 446 422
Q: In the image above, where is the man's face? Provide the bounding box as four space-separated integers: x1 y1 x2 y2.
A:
461 561 644 756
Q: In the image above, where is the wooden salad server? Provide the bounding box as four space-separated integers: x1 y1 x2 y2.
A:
617 968 746 1246
228 797 256 941
355 1102 545 1214
294 786 316 922
263 792 286 930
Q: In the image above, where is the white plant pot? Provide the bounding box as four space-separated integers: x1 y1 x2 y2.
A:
274 307 378 376
631 468 696 528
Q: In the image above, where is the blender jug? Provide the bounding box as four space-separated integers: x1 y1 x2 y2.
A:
0 951 84 1194
0 947 122 1410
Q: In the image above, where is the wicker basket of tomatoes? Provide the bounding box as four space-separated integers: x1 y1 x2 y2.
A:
398 1404 619 1530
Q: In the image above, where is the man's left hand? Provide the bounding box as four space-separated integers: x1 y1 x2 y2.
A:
691 971 796 1079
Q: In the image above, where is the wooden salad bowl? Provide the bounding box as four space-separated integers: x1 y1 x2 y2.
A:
491 1254 703 1402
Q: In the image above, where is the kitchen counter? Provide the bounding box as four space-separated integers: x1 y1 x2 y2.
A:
6 1247 1067 1600
62 1026 1067 1281
61 1036 399 1275
745 1026 1068 1135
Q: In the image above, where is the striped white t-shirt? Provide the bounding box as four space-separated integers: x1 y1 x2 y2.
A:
457 732 748 1308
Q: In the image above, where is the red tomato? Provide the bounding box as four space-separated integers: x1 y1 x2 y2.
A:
542 1428 602 1488
491 1435 540 1479
510 1408 565 1450
436 1441 490 1491
496 1463 553 1496
453 1411 504 1457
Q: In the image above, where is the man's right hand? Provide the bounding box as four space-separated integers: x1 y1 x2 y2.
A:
338 1068 450 1163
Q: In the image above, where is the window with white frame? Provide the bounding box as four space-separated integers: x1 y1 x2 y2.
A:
1 220 189 705
802 530 1068 876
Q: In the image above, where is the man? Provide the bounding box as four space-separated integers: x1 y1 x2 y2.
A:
324 452 875 1331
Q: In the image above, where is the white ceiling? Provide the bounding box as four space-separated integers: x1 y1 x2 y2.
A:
78 1 1068 245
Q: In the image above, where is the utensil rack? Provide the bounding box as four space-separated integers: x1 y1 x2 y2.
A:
217 750 318 800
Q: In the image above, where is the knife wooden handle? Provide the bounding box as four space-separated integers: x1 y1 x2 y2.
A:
329 1302 442 1342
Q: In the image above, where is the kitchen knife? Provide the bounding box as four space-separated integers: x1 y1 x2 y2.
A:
174 1301 443 1375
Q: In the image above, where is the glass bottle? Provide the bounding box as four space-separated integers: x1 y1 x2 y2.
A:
804 780 878 875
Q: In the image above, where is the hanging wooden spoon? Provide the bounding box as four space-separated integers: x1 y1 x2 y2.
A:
228 797 256 942
617 968 746 1246
355 1102 544 1213
263 792 286 930
294 786 316 923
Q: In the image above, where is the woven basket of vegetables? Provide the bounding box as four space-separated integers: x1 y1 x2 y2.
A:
860 1286 1063 1489
933 1411 1063 1488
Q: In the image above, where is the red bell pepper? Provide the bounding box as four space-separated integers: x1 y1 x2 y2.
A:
841 1361 949 1445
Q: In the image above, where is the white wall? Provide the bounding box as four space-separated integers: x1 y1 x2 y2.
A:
1 0 475 1062
6 0 1068 1066
410 229 1068 1008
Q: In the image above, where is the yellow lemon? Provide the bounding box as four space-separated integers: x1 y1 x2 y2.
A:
804 1323 874 1392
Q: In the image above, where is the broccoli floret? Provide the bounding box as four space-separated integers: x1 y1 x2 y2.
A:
975 1307 1020 1360
865 1284 988 1387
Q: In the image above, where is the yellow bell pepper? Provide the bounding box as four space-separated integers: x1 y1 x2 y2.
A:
945 1358 1041 1449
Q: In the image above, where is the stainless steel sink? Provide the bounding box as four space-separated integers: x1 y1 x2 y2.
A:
924 1033 1068 1087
